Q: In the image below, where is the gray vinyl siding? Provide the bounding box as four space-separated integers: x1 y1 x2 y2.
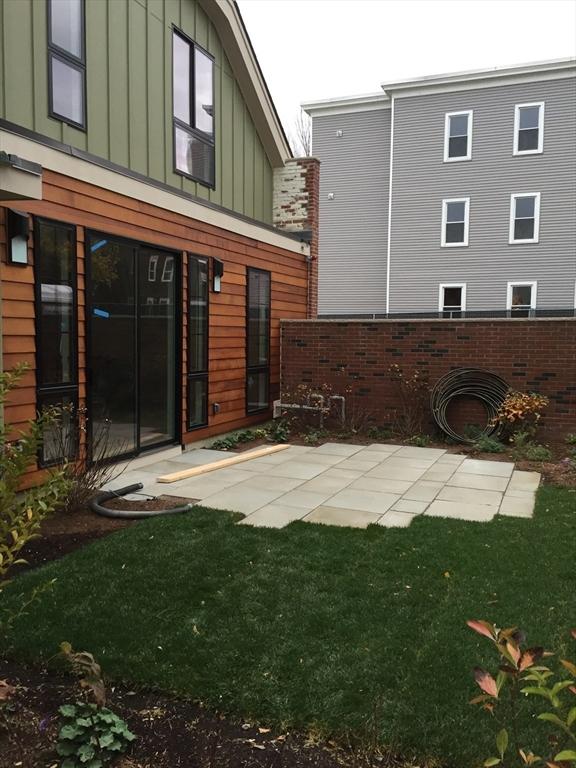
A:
389 77 576 313
312 109 390 315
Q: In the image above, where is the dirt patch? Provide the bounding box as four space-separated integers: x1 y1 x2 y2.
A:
0 661 423 768
102 495 196 512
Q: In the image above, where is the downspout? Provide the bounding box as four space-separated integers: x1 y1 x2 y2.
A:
386 95 395 316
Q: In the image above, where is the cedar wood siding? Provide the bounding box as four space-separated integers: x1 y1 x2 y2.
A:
311 109 390 315
389 76 576 313
0 171 307 487
0 0 274 223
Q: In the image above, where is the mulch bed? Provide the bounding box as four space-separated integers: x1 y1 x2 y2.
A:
0 660 403 768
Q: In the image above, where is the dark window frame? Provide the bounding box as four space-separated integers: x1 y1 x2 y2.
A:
47 0 87 130
34 216 80 467
246 267 271 416
187 254 210 430
172 27 216 189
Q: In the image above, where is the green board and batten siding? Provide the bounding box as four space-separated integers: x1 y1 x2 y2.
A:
0 0 274 224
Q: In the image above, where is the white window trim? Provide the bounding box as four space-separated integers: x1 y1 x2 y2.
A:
441 197 470 247
513 101 544 156
509 192 541 244
506 281 538 313
438 283 467 313
443 110 473 162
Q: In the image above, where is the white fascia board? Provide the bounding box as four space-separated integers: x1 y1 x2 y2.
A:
381 57 576 98
302 93 390 117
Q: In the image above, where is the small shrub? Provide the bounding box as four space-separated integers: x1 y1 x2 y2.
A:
56 702 136 767
566 434 576 446
510 431 552 462
494 391 549 439
366 426 393 442
1 366 70 588
473 435 506 454
267 419 291 443
463 423 484 441
303 428 329 445
468 620 576 767
388 365 430 438
57 643 136 766
408 434 431 447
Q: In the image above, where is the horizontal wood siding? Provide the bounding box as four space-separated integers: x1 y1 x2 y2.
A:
0 170 307 484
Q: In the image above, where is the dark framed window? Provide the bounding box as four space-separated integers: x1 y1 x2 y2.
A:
34 218 79 466
188 255 209 429
47 0 86 129
173 29 215 188
246 268 270 414
507 282 536 317
440 284 466 318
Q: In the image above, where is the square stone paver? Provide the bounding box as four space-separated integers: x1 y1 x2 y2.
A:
310 443 363 457
367 443 403 453
381 456 438 469
394 446 446 459
508 470 541 492
265 461 326 480
326 488 399 515
353 449 402 463
499 496 535 518
459 459 514 477
437 485 503 507
421 466 457 482
365 464 427 482
426 500 497 522
169 448 232 465
276 489 333 510
298 473 358 495
303 506 382 528
436 454 467 465
447 472 510 492
504 488 537 501
335 458 381 472
200 486 284 514
301 452 349 467
377 510 416 528
239 504 308 528
235 474 304 492
349 476 413 495
392 499 429 514
402 480 443 502
174 472 255 499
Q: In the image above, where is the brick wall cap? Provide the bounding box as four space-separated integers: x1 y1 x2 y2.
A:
280 317 576 324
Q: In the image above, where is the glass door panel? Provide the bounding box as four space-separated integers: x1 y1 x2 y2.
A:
138 249 177 448
88 236 137 458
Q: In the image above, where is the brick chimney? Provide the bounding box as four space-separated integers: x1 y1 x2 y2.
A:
272 157 320 318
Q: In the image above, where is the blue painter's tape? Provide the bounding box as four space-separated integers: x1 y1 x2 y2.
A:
90 239 107 252
93 308 110 318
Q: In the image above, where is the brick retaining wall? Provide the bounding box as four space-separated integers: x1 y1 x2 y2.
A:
280 319 576 443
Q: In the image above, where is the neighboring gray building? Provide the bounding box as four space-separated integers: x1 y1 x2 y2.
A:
303 58 576 318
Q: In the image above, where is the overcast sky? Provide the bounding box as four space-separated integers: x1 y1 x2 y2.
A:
237 0 576 141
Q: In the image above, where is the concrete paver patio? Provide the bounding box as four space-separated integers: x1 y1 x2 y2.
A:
103 443 540 529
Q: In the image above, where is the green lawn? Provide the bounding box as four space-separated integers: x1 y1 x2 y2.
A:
1 486 575 766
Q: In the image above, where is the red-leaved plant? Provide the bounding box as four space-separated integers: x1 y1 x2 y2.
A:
467 620 576 767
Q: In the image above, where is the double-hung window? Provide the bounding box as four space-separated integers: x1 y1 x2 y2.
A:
444 111 473 161
514 103 544 155
35 218 79 465
507 282 537 317
509 193 540 244
439 284 466 318
173 30 215 187
441 198 469 247
47 0 86 129
246 268 271 414
188 256 209 429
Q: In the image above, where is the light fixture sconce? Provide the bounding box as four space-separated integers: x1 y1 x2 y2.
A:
212 257 224 293
7 209 29 266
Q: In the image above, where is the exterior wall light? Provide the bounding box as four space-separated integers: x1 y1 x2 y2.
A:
7 209 29 266
212 257 224 292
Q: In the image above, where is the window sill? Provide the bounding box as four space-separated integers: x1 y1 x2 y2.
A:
443 156 472 163
509 239 539 245
512 149 543 157
441 242 469 248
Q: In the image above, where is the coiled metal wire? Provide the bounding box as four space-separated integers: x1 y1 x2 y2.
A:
430 368 510 443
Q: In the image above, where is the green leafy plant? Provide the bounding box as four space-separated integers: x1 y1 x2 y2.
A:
408 433 432 447
1 366 70 588
210 427 266 451
388 364 430 438
56 702 136 768
303 427 329 445
510 431 552 463
366 426 393 441
473 435 506 454
267 419 291 443
57 643 135 767
468 620 576 767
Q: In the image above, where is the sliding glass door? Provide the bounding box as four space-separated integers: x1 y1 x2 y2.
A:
87 234 178 460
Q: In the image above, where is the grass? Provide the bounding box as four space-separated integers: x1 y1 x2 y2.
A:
1 486 575 766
